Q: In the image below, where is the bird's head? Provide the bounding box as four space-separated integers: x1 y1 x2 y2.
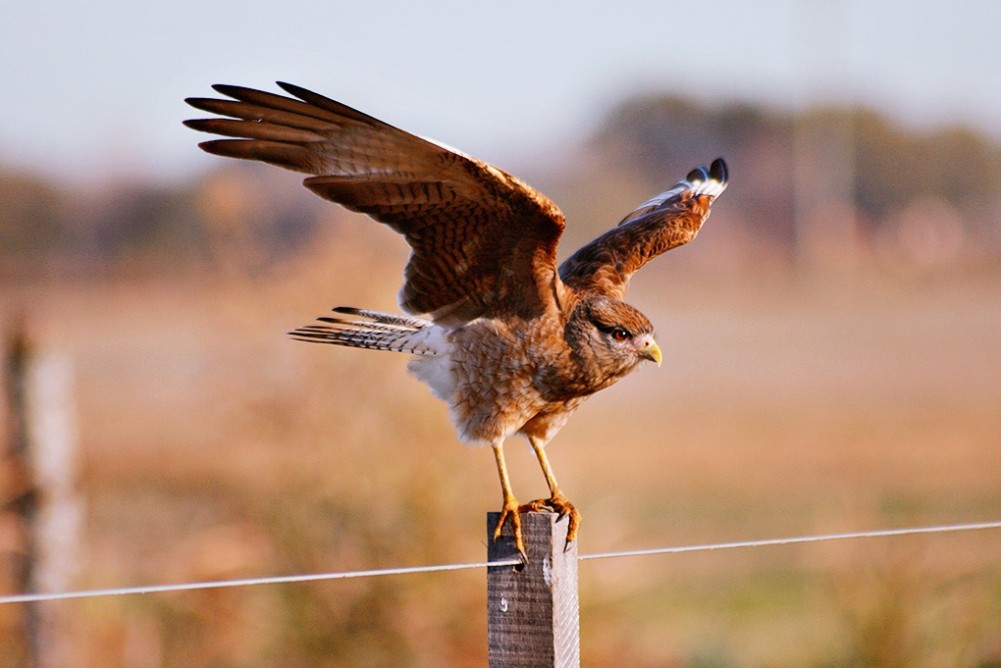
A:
566 297 662 386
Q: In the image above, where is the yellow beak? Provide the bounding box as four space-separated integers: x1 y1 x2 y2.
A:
639 336 663 367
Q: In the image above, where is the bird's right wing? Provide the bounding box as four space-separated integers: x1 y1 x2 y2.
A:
185 83 567 325
558 159 728 299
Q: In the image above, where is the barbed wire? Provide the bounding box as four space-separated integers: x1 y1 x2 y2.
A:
2 519 999 605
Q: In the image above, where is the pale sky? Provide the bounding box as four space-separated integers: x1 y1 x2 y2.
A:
3 0 1000 183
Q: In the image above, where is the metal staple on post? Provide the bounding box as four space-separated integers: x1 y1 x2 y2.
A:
487 511 580 668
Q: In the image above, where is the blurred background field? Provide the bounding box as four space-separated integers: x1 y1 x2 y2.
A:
3 2 1001 666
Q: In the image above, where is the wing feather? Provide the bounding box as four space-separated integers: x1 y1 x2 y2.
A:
185 82 566 324
559 159 728 298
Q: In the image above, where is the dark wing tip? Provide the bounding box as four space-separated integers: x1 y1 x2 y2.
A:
686 165 710 183
195 139 244 156
276 81 308 98
275 81 334 107
684 159 728 189
710 158 728 184
210 83 244 98
686 158 728 198
182 118 211 132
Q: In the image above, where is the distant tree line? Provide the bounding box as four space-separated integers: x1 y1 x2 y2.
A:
0 164 325 280
2 93 999 279
590 95 1001 267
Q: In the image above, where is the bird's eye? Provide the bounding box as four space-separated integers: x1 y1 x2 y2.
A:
611 327 631 342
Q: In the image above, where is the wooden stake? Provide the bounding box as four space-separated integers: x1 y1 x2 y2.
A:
487 511 580 668
2 323 80 667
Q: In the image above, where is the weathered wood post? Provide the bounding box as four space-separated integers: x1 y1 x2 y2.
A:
2 324 38 664
2 323 80 666
487 511 580 667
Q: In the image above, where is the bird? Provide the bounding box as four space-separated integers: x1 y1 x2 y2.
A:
184 82 728 560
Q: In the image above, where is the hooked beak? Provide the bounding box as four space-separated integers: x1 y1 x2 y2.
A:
638 334 663 367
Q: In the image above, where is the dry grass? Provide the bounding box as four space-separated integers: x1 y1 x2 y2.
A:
3 231 1000 666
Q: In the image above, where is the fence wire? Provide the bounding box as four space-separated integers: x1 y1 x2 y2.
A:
2 519 999 605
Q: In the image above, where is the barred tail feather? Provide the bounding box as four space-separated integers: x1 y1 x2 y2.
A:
328 306 433 329
289 307 445 356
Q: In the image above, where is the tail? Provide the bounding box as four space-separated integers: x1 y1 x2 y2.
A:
289 307 445 356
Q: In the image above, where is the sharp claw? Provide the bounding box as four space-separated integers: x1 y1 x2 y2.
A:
494 494 580 562
493 502 528 564
491 519 505 544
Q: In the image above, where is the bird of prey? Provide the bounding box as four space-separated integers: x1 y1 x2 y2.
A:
184 82 727 560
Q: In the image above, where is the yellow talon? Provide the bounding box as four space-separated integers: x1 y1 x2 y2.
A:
520 492 581 549
493 499 527 562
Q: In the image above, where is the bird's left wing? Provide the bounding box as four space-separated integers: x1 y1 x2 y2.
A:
185 83 566 325
557 159 727 299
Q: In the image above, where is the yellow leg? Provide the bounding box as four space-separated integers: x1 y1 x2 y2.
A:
490 440 527 561
524 437 581 546
530 437 561 494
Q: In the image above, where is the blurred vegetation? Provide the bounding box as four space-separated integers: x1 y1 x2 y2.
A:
2 93 1001 666
595 96 1001 218
0 164 325 280
3 94 1001 278
0 171 68 258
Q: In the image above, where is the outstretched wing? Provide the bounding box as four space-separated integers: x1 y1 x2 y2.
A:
558 159 728 299
185 82 566 325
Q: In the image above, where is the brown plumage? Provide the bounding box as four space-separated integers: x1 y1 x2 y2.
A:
185 82 728 559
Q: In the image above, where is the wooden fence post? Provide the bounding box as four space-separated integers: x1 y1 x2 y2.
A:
487 511 580 668
2 324 37 664
2 323 81 666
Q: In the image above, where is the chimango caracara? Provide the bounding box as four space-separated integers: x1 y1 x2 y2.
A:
185 82 728 560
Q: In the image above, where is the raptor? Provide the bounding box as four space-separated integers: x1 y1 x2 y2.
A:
185 82 728 560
